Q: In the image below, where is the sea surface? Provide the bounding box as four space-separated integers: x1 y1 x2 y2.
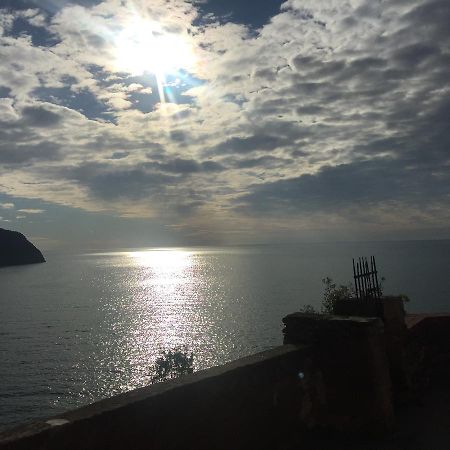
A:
1 241 449 430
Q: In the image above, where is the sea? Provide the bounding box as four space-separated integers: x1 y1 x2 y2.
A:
1 240 449 431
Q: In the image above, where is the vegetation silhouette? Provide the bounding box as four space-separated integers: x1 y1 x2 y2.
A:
300 274 395 314
150 347 194 383
320 276 355 313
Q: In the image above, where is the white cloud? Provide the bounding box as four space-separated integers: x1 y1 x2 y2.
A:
17 209 46 214
0 0 448 241
0 98 19 121
0 11 14 36
0 202 14 209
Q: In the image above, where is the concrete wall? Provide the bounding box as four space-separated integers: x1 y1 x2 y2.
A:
334 297 411 400
407 314 450 383
0 345 316 450
283 313 395 434
1 312 409 450
6 299 432 450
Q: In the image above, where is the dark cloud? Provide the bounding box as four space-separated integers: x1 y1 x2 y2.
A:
109 151 129 160
296 105 323 115
0 86 12 97
200 160 226 172
153 158 226 174
237 157 450 216
0 0 101 8
211 134 290 155
392 43 440 67
291 149 308 158
0 103 65 168
232 155 293 169
63 154 225 204
159 158 202 174
66 163 176 201
22 105 62 127
0 140 60 164
169 130 188 142
86 33 107 49
402 0 450 39
248 97 287 117
173 200 204 216
252 67 277 81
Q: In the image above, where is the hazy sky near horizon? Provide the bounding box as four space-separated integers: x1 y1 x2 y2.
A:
0 0 449 249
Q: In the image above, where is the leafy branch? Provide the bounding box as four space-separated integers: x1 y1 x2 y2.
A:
299 277 356 314
320 276 355 313
150 347 194 383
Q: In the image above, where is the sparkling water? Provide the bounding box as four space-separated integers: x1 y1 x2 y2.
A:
1 241 449 430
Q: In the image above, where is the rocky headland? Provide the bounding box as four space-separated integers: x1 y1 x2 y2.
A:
0 228 45 267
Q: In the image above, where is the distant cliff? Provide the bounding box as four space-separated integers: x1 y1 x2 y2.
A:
0 228 45 267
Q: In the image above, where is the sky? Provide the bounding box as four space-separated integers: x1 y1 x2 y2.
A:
0 0 449 250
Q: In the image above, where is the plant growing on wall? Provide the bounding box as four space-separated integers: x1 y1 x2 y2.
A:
320 277 355 313
298 304 317 314
300 274 408 315
151 347 194 383
299 277 356 314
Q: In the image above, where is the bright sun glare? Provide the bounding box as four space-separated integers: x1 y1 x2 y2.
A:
114 19 195 78
129 249 192 272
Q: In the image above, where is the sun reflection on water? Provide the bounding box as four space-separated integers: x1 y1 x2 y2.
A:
129 249 194 304
122 249 202 387
53 249 232 407
130 249 192 271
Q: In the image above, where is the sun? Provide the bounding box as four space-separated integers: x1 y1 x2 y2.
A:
114 18 195 78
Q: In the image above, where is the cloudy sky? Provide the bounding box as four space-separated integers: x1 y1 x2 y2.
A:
0 0 449 249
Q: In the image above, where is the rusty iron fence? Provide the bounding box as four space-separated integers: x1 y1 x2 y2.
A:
352 256 381 300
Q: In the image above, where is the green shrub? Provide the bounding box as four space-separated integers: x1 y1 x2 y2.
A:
299 277 356 315
321 276 355 314
298 304 317 314
151 348 194 383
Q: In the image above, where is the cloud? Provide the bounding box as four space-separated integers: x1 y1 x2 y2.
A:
64 162 176 201
0 0 449 241
231 155 294 169
22 105 62 127
0 140 61 165
0 202 14 209
17 208 45 214
109 151 129 160
157 158 226 174
237 158 450 214
0 98 19 121
211 134 291 155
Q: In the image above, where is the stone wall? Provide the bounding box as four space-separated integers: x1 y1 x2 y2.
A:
283 313 395 434
1 311 413 450
0 345 316 450
407 314 450 382
334 297 411 401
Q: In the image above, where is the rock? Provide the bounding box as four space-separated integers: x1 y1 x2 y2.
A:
0 228 45 267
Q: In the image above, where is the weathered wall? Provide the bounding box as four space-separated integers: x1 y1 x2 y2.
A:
283 313 395 434
407 314 450 382
0 345 316 450
1 312 409 450
334 297 411 400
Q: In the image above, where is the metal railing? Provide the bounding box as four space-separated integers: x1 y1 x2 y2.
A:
352 256 381 300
